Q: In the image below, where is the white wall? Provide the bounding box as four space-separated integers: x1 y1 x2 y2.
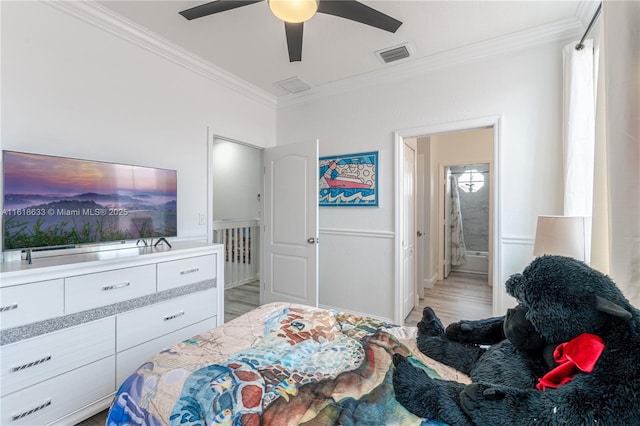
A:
211 140 262 220
1 2 276 241
277 43 565 320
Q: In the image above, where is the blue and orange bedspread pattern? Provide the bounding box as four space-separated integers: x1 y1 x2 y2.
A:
107 303 469 425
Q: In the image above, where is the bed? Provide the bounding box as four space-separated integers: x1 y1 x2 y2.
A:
106 302 469 425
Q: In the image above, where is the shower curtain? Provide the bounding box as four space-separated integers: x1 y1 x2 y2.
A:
450 175 466 266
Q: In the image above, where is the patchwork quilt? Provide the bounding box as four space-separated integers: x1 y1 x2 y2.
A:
106 302 469 425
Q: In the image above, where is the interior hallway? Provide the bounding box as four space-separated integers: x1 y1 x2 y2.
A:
223 275 492 328
224 274 492 328
404 271 492 327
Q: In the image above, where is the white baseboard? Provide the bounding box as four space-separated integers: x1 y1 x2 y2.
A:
422 272 438 290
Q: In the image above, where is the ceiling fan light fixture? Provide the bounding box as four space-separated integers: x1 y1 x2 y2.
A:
268 0 318 23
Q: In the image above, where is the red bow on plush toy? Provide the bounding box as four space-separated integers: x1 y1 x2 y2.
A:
536 333 605 391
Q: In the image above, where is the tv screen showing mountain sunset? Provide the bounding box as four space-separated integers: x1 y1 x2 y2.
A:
2 151 177 251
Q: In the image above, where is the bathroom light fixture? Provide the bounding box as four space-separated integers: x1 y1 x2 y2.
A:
268 0 318 23
457 169 484 193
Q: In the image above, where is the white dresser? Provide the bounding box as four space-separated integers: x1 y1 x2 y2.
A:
0 241 224 425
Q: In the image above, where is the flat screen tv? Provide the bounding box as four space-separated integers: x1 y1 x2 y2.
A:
2 151 177 251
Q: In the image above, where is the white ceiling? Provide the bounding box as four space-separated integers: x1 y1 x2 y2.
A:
96 0 598 99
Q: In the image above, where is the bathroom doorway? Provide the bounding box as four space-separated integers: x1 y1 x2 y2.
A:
397 122 496 325
446 163 490 280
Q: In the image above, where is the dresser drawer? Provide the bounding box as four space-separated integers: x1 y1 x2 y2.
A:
157 254 216 291
116 316 217 386
0 355 115 426
1 317 115 397
116 288 217 351
65 264 156 313
0 279 64 329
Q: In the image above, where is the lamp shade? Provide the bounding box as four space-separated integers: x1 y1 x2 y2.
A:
269 0 318 23
533 215 587 261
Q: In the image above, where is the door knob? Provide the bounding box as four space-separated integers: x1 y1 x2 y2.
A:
417 231 424 237
307 237 317 244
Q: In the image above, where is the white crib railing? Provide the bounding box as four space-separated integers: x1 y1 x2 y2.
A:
212 219 260 289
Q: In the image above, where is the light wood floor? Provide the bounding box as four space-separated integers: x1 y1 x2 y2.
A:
404 271 493 328
224 280 261 322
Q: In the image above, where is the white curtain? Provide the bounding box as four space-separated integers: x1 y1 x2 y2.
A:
597 1 640 306
450 175 466 266
591 18 610 276
562 39 595 263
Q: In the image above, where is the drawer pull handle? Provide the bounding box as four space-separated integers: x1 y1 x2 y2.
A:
11 354 52 372
0 303 18 312
180 268 199 275
11 399 52 421
102 281 130 291
163 311 185 321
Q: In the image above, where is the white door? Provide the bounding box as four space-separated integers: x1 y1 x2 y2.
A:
402 143 416 319
443 168 452 278
262 140 319 306
416 153 426 299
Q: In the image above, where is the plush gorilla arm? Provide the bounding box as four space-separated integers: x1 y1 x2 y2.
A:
416 305 549 375
415 307 490 375
445 304 548 352
460 374 640 425
392 354 475 426
445 315 506 345
394 305 552 424
460 382 554 425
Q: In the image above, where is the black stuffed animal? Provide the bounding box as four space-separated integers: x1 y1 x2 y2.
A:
393 255 640 425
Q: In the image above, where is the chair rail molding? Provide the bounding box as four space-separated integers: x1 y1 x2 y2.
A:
319 228 394 239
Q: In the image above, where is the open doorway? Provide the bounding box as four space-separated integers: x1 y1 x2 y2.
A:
420 161 492 326
395 118 500 326
209 137 262 321
208 137 320 321
447 163 490 278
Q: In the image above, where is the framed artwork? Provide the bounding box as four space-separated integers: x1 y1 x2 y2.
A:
319 151 378 207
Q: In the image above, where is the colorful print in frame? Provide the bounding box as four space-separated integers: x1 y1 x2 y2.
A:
319 151 378 206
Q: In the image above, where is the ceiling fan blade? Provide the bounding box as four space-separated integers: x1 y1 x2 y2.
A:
179 0 263 20
317 0 402 33
285 22 303 62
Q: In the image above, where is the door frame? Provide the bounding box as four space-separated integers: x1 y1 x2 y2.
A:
206 131 266 295
393 115 503 324
441 165 453 280
402 140 417 319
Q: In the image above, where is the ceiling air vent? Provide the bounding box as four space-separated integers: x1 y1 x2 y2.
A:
275 77 312 94
375 43 412 64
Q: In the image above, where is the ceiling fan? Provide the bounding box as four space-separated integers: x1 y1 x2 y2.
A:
179 0 403 62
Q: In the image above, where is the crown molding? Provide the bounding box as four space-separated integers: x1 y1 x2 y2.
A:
277 16 583 108
44 0 590 111
45 0 277 110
